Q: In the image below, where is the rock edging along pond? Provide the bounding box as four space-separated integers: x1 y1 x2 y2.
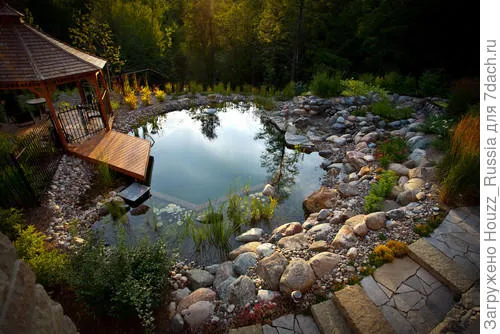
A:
42 92 456 332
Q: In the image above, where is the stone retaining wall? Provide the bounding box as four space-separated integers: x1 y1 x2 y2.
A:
0 232 77 334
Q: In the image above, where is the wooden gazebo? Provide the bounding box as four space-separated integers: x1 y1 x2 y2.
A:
0 3 150 180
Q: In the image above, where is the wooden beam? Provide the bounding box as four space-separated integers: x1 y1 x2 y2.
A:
89 72 110 130
38 83 68 149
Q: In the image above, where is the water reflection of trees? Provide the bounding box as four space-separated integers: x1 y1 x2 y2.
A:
255 121 302 201
199 114 220 140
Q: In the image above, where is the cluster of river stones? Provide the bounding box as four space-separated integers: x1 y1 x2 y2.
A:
42 91 449 332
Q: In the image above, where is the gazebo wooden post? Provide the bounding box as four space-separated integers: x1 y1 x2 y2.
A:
99 69 113 118
29 83 68 149
90 72 110 130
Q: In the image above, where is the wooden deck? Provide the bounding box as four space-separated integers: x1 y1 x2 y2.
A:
68 130 151 180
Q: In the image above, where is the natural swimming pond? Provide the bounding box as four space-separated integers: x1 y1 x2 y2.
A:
96 103 326 263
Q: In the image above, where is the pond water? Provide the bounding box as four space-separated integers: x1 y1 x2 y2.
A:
96 103 326 264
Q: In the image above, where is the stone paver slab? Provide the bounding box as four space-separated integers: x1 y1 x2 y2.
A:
373 257 419 292
272 314 295 330
380 305 416 334
263 325 278 334
408 239 474 293
311 300 351 334
361 276 390 306
229 324 263 334
334 285 395 333
295 315 320 334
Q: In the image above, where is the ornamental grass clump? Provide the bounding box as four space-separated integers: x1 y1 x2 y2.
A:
140 86 152 106
385 240 409 258
439 112 479 205
154 87 166 102
369 244 394 267
124 93 138 110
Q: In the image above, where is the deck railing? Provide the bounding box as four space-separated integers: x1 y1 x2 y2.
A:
57 100 105 144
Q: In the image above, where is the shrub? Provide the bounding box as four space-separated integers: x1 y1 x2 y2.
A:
340 79 388 97
364 170 398 213
131 74 140 93
375 137 409 168
369 245 394 267
96 162 115 189
358 73 375 85
189 81 203 94
447 78 479 117
154 87 166 102
110 99 120 111
0 207 24 240
414 223 433 237
140 86 152 106
310 72 342 98
281 81 296 99
124 93 138 110
419 69 448 97
375 72 417 96
370 99 413 120
67 234 172 330
440 112 479 204
417 114 453 137
14 225 68 288
254 96 276 111
385 240 408 257
364 192 384 214
123 74 132 95
213 82 227 95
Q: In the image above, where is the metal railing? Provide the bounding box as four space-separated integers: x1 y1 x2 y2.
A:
1 120 62 208
57 100 105 144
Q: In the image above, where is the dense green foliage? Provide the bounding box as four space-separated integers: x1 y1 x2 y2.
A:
11 0 477 89
364 170 398 213
14 225 69 288
67 233 172 330
0 207 24 240
375 137 410 168
310 72 341 98
369 99 413 121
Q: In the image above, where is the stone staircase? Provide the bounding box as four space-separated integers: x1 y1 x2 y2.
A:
231 207 480 334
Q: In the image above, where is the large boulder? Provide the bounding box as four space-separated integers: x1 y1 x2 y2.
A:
181 301 214 331
186 269 214 290
397 189 417 206
331 225 357 249
308 252 342 279
229 242 261 260
215 277 236 303
213 261 235 288
279 259 316 295
256 243 275 258
408 167 438 183
272 222 303 240
403 178 425 192
364 212 386 230
277 233 309 250
228 276 256 306
338 183 359 197
306 223 334 241
303 187 338 214
233 252 258 276
256 252 288 291
177 288 216 312
388 163 409 177
235 228 263 242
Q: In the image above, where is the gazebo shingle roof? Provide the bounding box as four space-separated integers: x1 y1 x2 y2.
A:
0 3 106 84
